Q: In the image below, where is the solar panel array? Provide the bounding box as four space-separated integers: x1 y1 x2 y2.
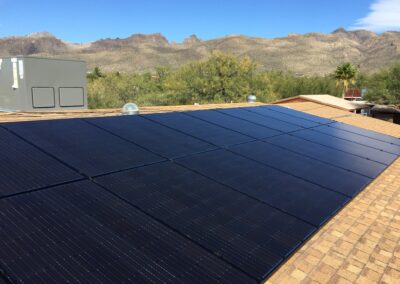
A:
1 105 399 283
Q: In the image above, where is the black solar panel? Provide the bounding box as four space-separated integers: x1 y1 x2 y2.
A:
145 112 254 147
186 110 282 139
244 106 320 128
314 125 400 155
265 134 386 178
265 105 334 124
0 127 82 197
3 119 164 176
96 162 315 281
292 129 397 165
1 105 399 283
329 122 400 146
0 180 254 283
217 108 303 132
176 149 349 226
85 115 216 158
229 141 372 197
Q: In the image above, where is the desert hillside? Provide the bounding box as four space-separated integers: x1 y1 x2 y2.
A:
1 29 399 75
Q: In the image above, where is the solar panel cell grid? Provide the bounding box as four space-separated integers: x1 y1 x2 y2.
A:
229 141 372 197
3 119 164 177
176 149 349 226
329 122 400 146
0 127 82 197
292 129 397 165
265 105 334 124
95 162 315 280
217 108 303 132
86 115 216 158
145 112 254 146
244 106 320 128
314 125 400 155
186 110 282 139
265 134 386 178
0 180 254 283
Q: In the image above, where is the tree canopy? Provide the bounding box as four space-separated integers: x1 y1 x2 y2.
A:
86 54 400 109
363 63 400 105
334 63 357 98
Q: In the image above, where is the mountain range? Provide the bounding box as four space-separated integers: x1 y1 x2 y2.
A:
1 29 399 75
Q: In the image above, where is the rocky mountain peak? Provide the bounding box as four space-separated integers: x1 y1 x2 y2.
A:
1 29 399 75
183 34 203 46
27 32 56 38
332 27 348 34
127 33 169 46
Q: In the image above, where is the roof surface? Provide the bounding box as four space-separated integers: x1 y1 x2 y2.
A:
0 103 265 123
267 101 400 283
1 102 400 283
274 95 370 111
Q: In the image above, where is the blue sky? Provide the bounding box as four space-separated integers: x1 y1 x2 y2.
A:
0 0 399 43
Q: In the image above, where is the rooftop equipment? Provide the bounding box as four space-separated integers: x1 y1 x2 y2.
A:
0 56 87 112
247 94 257 103
122 103 140 115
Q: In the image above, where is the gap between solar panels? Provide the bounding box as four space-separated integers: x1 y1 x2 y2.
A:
0 105 399 283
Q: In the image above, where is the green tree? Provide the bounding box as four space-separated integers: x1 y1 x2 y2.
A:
334 63 357 98
164 52 257 103
364 64 400 105
86 53 358 109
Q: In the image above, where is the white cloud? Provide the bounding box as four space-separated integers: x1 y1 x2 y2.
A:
351 0 400 32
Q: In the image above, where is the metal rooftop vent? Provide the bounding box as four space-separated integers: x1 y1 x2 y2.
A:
122 103 139 115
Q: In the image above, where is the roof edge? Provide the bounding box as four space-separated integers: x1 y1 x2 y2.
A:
272 95 368 111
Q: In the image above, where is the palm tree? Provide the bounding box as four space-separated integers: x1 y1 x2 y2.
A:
334 63 357 98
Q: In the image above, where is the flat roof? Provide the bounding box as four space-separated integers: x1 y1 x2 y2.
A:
0 103 266 123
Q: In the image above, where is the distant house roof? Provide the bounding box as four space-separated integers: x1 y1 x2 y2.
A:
273 94 370 111
344 89 362 99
